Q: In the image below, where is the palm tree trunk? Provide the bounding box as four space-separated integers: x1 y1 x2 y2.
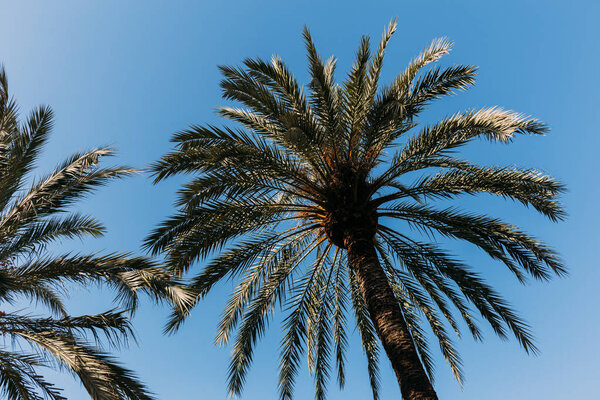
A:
345 232 438 400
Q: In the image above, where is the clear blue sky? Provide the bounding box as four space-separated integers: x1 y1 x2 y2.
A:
1 1 599 399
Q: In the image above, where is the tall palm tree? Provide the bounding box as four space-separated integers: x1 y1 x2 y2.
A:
0 67 189 400
147 19 565 400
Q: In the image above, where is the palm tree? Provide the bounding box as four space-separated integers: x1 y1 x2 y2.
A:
0 67 189 400
147 19 565 400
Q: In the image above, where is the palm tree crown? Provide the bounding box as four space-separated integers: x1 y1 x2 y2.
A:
148 19 565 400
0 67 188 400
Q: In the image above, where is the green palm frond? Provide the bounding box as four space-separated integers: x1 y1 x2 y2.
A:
13 330 153 400
303 27 343 150
227 234 322 397
349 266 381 400
380 203 564 281
0 350 65 400
278 244 335 399
0 214 105 260
0 105 52 211
217 230 317 347
378 248 436 383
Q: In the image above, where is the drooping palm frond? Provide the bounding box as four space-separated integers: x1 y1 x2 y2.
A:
148 19 565 400
0 350 66 400
0 66 192 400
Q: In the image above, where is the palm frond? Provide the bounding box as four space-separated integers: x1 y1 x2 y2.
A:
0 148 133 232
0 105 52 211
303 27 343 150
13 330 154 400
381 203 565 281
227 234 322 397
0 214 105 260
0 350 65 400
348 266 381 400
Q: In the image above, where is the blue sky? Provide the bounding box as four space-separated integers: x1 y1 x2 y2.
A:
1 1 599 399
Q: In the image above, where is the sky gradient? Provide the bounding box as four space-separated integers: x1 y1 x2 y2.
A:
1 1 599 399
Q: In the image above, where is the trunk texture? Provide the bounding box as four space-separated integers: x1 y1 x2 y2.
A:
345 233 438 400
